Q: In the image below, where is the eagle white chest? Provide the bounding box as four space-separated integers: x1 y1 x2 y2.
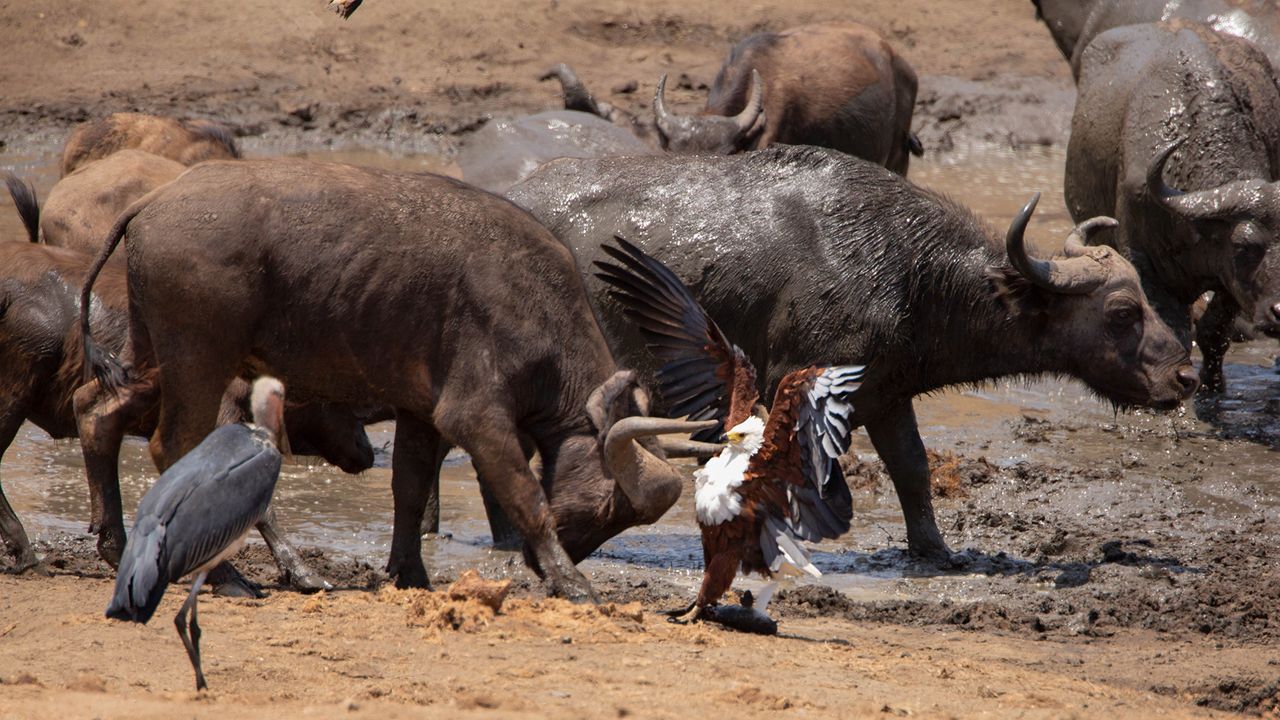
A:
694 445 755 525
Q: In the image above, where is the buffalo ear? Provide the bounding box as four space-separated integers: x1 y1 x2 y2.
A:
988 264 1052 317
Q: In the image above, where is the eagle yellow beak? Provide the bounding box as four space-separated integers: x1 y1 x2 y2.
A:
726 431 742 442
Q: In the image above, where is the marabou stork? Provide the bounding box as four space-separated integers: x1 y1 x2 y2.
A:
596 237 866 624
106 377 286 691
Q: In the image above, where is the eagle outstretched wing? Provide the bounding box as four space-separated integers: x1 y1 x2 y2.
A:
595 235 759 434
746 365 864 575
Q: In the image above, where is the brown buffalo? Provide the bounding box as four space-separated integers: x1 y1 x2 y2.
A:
6 150 185 254
548 22 922 172
61 113 240 177
0 242 373 588
75 159 710 600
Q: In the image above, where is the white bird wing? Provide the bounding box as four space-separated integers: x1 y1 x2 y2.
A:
789 365 865 542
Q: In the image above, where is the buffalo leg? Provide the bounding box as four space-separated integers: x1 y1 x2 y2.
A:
419 451 522 551
387 412 448 589
74 374 161 567
256 507 331 592
864 400 953 563
1195 292 1239 394
478 481 522 550
417 441 449 537
475 432 532 550
445 412 594 602
0 399 47 574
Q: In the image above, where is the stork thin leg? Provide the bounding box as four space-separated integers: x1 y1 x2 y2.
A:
174 571 210 691
256 507 331 592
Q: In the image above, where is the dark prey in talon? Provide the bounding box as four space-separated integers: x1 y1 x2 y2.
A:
596 236 866 625
105 377 287 692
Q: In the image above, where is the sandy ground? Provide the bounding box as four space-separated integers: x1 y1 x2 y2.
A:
0 571 1273 720
2 1 1280 718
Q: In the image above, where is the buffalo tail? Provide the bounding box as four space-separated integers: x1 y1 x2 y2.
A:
80 199 147 393
3 172 39 243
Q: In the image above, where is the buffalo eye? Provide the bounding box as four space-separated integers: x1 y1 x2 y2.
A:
1104 296 1142 329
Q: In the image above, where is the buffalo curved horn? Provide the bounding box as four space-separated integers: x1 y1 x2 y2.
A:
604 415 719 520
653 74 677 136
658 437 726 459
586 370 637 433
734 69 765 132
1148 139 1280 226
1063 216 1119 256
1005 193 1108 294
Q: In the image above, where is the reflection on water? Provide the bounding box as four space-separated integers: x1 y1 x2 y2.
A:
1 141 1276 603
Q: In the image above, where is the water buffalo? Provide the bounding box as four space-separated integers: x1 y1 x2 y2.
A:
547 22 922 173
1067 20 1280 391
506 146 1198 563
456 110 657 194
61 113 240 177
6 150 185 254
541 63 765 156
1033 0 1280 79
75 159 710 599
0 242 374 585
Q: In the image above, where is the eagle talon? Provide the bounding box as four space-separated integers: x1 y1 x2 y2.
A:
666 604 705 625
662 600 697 618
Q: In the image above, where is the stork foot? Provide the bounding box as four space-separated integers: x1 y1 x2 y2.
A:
208 562 265 599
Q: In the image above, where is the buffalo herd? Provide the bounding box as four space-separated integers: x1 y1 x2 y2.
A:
1 7 1277 610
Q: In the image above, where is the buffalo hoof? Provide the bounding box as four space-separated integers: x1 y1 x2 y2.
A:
3 554 51 577
96 532 125 570
546 571 597 604
286 568 334 594
390 561 431 590
209 562 267 599
907 541 956 568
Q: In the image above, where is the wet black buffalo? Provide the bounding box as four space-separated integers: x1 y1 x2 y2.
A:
456 110 656 194
0 242 374 585
1033 0 1280 79
1067 21 1280 391
507 146 1198 564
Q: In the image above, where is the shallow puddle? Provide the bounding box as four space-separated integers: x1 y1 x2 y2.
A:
1 140 1276 603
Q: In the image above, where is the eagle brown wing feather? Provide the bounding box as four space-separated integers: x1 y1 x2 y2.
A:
595 236 759 433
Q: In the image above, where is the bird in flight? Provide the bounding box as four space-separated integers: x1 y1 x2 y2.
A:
106 377 287 690
596 236 866 625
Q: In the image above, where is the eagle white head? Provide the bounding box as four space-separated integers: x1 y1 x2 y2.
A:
724 415 765 454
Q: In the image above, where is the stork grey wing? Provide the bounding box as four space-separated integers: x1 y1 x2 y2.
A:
790 365 865 541
151 425 282 580
595 235 755 433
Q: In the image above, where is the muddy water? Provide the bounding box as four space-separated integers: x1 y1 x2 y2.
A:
2 142 1276 602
